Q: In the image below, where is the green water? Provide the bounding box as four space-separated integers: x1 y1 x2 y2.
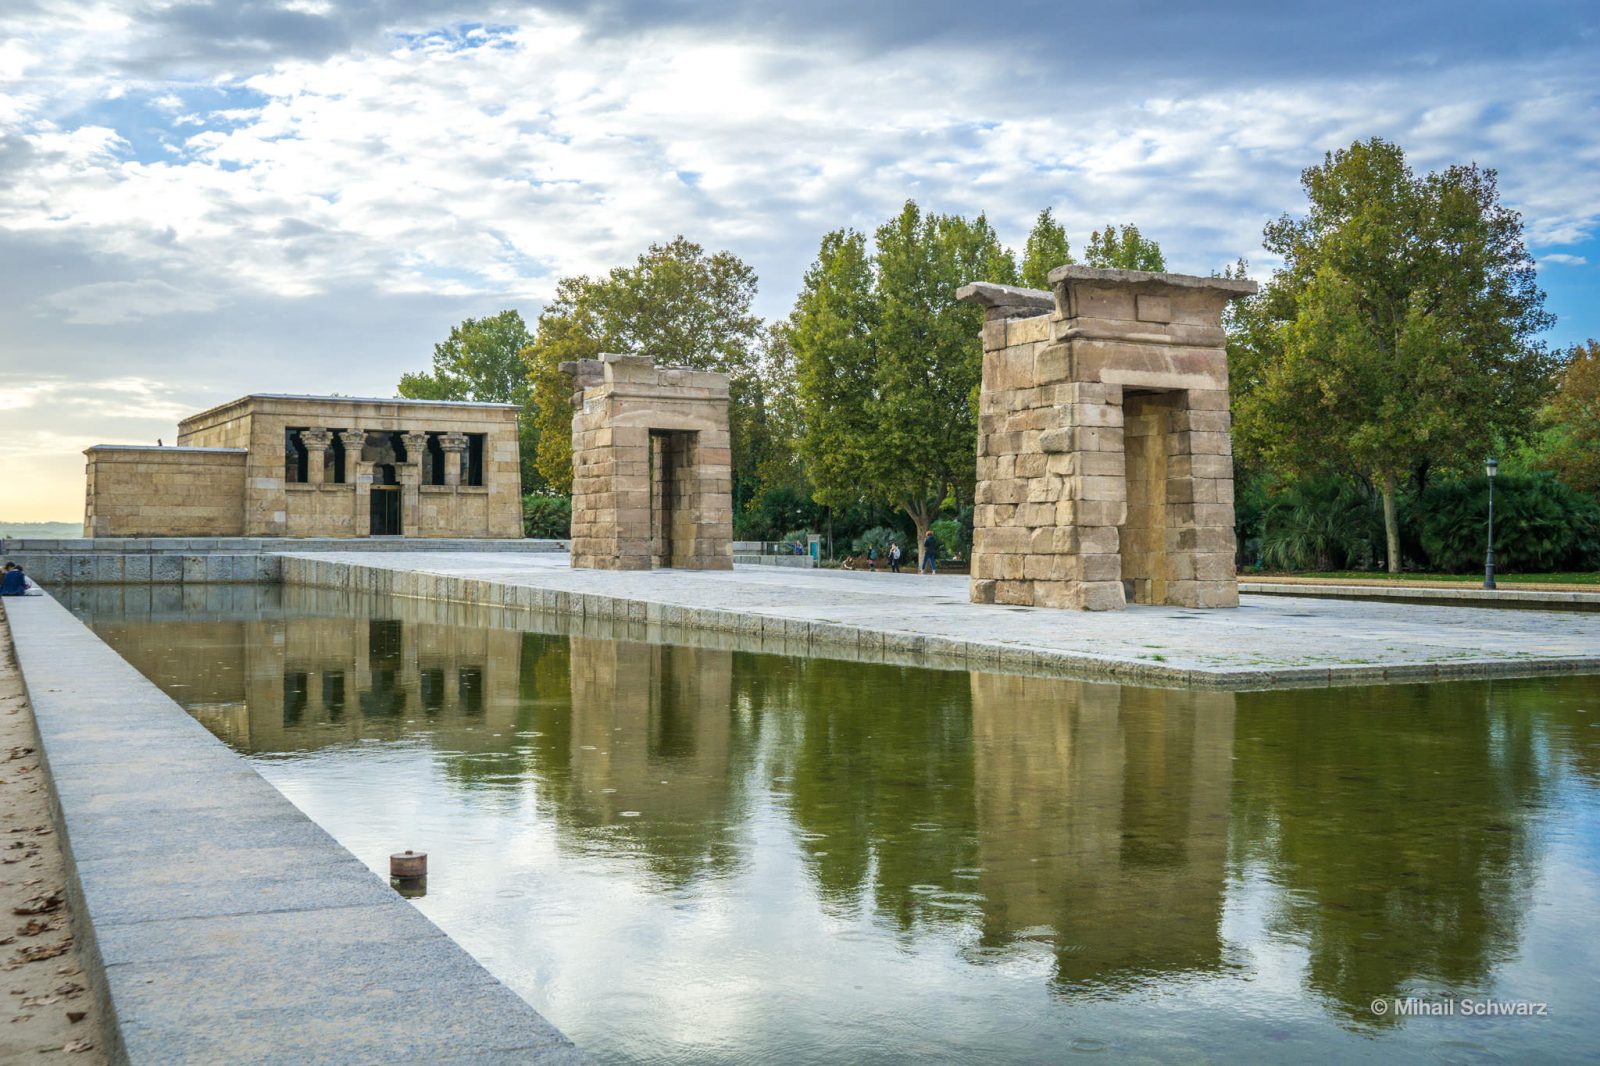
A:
68 586 1600 1063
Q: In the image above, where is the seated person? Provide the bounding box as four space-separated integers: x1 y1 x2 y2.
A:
0 563 26 596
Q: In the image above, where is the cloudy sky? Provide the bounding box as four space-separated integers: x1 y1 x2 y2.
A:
2 1 1598 521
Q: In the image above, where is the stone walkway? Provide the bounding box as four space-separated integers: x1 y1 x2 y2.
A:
280 553 1600 688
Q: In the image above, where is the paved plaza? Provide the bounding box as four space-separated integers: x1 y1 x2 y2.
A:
283 552 1600 687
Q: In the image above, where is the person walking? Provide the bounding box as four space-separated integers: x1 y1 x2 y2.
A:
920 531 938 575
867 545 878 572
889 542 902 574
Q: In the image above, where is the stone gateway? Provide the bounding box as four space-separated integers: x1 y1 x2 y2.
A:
563 355 734 571
83 394 523 539
957 265 1256 611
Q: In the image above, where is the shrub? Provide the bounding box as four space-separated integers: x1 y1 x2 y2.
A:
1259 477 1382 571
1414 473 1600 572
851 526 896 555
929 518 964 560
522 494 572 538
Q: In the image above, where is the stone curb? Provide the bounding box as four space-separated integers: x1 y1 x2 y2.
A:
1240 581 1600 611
278 555 1600 692
2 593 584 1065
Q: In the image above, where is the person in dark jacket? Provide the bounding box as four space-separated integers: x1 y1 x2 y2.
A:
0 563 27 596
920 532 938 575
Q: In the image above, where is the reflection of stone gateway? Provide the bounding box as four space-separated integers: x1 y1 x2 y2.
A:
957 267 1256 610
562 355 734 570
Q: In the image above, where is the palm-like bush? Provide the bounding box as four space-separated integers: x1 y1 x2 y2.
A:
851 526 897 556
1415 474 1600 571
1259 477 1382 570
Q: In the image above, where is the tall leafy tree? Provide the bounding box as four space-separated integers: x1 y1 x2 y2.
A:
1538 339 1600 496
791 201 1018 565
1230 138 1557 571
790 229 878 514
1083 223 1166 271
1020 208 1073 288
522 237 764 495
398 309 539 487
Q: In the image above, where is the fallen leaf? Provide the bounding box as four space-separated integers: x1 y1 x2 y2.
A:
12 939 70 963
18 917 62 937
13 890 62 915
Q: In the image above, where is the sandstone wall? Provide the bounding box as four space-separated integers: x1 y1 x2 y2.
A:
960 268 1253 611
84 446 247 537
567 356 733 571
176 396 522 539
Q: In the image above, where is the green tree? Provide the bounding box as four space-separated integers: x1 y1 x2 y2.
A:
791 202 1018 566
522 237 764 495
1083 223 1166 271
1020 207 1073 288
789 229 879 514
398 309 539 487
1539 339 1600 496
1230 138 1557 571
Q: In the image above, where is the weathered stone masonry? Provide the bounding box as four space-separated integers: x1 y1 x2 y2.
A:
564 355 733 571
958 266 1256 611
84 394 522 539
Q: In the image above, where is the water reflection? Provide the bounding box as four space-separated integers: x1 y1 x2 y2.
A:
67 585 1600 1063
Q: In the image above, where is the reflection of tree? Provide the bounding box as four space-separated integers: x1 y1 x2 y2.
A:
775 657 979 930
1232 681 1544 1023
969 676 1235 993
523 638 752 888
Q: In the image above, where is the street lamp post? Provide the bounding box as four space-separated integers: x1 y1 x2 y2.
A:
1484 457 1498 590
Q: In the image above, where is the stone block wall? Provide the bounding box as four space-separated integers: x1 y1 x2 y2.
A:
173 395 522 539
84 446 247 538
565 355 733 571
958 268 1254 611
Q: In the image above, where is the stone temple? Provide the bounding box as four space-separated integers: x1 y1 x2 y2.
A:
956 265 1256 611
84 394 523 539
562 355 734 571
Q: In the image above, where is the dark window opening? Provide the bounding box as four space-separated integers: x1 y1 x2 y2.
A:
285 428 309 483
464 433 486 486
426 432 446 486
322 670 346 721
388 431 408 464
458 666 484 716
284 671 308 726
420 668 445 715
327 428 347 484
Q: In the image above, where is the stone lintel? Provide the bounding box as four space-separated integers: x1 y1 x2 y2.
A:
1045 264 1258 297
955 282 1055 320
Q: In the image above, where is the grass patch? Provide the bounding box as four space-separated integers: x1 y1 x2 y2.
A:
1253 570 1600 587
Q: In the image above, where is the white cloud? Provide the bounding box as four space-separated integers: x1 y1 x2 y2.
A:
0 3 1597 518
1542 253 1589 266
43 279 225 324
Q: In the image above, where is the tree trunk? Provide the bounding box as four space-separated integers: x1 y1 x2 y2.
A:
903 497 933 571
1380 476 1401 574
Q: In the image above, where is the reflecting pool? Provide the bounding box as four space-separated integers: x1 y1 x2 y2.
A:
68 586 1600 1063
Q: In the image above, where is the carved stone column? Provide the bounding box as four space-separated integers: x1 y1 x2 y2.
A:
300 427 333 487
438 432 469 488
340 430 373 536
399 432 428 537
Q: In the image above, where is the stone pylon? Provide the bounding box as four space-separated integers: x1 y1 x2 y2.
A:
957 265 1256 610
562 354 734 571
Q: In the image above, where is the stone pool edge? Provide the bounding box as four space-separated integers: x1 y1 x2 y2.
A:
2 592 586 1065
278 554 1600 692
